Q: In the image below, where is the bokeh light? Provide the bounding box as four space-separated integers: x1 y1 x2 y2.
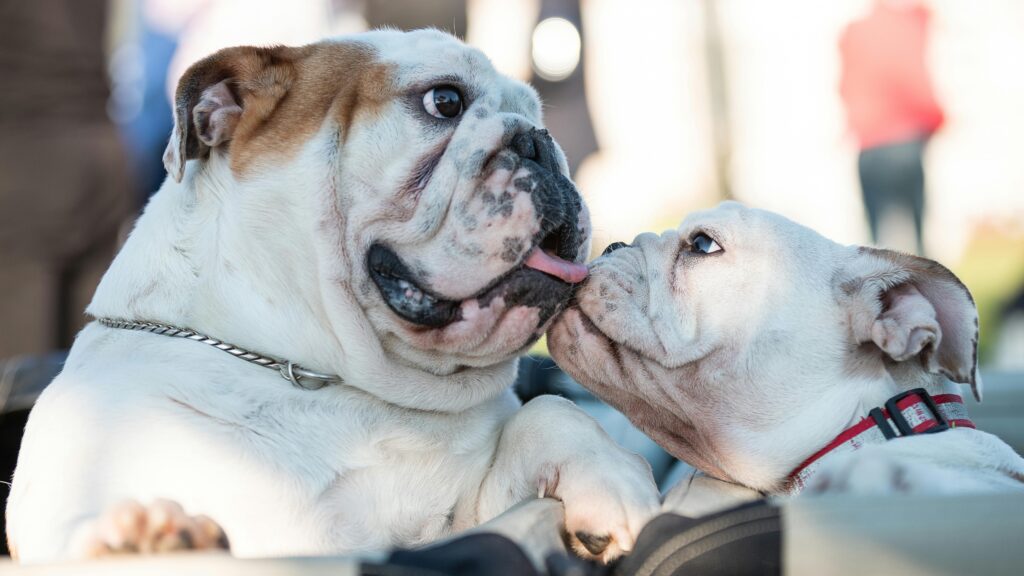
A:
531 17 581 81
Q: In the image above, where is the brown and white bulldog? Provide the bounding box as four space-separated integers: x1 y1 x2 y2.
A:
549 202 1024 500
6 30 657 563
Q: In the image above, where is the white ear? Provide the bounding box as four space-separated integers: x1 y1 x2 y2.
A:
842 247 981 401
870 283 941 363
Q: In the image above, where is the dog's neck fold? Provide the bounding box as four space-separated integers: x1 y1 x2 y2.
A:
87 160 516 413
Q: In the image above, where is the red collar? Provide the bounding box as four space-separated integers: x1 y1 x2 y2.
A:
787 388 974 494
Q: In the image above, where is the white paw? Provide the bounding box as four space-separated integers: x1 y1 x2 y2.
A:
70 499 229 559
542 449 660 563
803 450 949 496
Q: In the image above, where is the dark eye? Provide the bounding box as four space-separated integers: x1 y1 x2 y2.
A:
423 86 463 119
690 233 723 254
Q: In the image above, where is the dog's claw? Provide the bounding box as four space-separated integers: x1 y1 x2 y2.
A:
574 531 611 556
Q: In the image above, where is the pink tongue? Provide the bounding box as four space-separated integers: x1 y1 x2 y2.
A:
523 247 589 284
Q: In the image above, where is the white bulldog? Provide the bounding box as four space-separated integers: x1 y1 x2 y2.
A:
549 202 1024 498
6 30 658 563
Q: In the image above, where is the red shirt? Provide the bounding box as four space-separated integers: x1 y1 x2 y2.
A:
839 4 945 149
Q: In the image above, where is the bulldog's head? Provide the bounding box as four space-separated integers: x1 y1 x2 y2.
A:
548 202 979 492
97 30 590 410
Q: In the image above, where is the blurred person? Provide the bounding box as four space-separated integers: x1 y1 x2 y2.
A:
108 0 192 205
839 0 944 256
0 0 134 359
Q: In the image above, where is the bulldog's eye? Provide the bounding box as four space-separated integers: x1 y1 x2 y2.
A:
423 86 463 119
690 233 722 255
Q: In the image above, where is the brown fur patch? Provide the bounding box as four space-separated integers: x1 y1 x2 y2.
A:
172 41 395 178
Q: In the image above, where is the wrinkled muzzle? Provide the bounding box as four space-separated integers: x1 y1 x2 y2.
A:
369 127 590 330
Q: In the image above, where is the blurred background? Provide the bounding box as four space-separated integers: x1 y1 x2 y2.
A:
1 0 1023 553
7 0 1020 363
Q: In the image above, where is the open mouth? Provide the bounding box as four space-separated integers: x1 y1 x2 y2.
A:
369 238 588 328
370 127 589 329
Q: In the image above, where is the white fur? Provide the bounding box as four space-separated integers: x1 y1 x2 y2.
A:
549 201 1024 497
7 30 656 563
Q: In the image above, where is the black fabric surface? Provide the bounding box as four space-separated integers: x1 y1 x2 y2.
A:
372 533 542 576
612 502 781 576
366 502 780 576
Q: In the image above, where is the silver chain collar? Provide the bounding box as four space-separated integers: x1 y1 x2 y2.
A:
96 318 342 391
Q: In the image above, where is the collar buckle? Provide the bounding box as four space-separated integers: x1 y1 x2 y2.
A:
884 387 950 437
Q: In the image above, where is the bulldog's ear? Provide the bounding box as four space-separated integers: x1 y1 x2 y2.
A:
840 247 981 400
163 46 292 182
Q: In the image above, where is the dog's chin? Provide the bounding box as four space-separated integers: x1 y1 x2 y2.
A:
548 301 660 390
548 307 734 480
548 305 614 382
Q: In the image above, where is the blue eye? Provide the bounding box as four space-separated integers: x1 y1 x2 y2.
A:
690 233 722 254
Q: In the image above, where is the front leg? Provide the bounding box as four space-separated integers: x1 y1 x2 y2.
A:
477 395 659 562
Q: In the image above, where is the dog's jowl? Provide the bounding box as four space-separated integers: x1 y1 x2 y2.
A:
6 30 658 563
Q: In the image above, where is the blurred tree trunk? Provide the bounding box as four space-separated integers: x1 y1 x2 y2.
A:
703 0 733 201
364 0 468 38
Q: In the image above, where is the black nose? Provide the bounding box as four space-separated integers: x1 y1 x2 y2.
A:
512 128 583 262
511 128 559 172
511 130 536 160
602 242 629 256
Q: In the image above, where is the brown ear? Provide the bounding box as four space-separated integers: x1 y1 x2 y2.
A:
841 247 981 400
162 46 293 182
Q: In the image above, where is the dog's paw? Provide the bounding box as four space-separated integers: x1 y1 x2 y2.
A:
70 499 229 559
542 450 660 563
